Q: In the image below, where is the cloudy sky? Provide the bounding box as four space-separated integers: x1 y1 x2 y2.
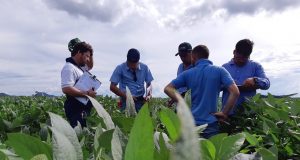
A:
1 0 300 97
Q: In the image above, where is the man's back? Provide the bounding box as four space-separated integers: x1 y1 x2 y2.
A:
172 59 234 125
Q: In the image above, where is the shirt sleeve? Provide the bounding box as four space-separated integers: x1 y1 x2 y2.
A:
145 66 154 84
171 72 187 89
177 64 182 76
61 66 76 88
110 65 122 85
220 67 234 88
254 63 270 90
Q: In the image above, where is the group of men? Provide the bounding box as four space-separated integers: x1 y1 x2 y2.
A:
61 38 270 138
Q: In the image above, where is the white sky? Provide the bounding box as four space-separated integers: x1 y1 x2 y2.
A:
0 0 300 97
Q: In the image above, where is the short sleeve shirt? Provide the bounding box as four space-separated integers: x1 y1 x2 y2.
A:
110 62 154 97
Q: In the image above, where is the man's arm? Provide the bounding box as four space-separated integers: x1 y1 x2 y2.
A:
164 83 178 103
241 63 270 91
253 63 270 90
214 83 239 120
62 86 96 98
110 83 126 98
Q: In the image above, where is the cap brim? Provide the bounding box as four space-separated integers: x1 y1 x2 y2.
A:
175 53 179 56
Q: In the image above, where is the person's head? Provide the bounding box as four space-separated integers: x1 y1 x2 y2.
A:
68 38 81 53
72 42 93 66
191 45 209 64
127 48 140 70
233 39 254 66
175 42 192 65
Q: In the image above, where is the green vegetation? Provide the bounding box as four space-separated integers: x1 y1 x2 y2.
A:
0 94 299 160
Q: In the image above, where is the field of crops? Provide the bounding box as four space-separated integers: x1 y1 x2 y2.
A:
0 93 299 160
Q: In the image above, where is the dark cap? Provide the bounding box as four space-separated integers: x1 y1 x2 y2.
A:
175 42 192 56
127 48 140 63
68 38 81 52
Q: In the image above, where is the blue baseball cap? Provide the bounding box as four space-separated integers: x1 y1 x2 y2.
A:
175 42 192 56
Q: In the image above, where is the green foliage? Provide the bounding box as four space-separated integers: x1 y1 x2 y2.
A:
1 94 299 159
159 108 180 141
229 94 300 159
124 104 154 160
5 133 52 160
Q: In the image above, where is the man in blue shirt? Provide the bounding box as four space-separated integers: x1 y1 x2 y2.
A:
164 45 240 138
110 48 154 112
175 42 193 96
168 42 193 106
222 39 270 115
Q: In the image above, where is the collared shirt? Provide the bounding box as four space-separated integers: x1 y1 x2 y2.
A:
61 57 89 88
222 59 270 114
171 59 234 125
176 63 193 94
110 62 154 97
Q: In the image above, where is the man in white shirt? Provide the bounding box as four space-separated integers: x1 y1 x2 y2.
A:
61 40 96 127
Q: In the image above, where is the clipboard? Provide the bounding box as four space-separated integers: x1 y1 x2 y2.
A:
74 71 101 105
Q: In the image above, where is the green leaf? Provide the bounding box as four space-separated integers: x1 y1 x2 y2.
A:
30 154 48 160
125 87 137 117
0 150 8 160
159 108 180 141
112 116 134 134
50 127 78 160
5 133 52 160
252 94 261 102
48 112 83 160
216 133 245 160
98 129 114 152
184 89 191 108
269 145 278 159
111 127 125 160
124 104 154 160
258 148 276 160
170 92 200 160
87 96 115 130
260 116 279 133
265 108 280 121
199 138 216 160
209 133 227 155
284 143 294 156
94 123 103 153
244 132 259 146
154 132 171 160
0 149 21 160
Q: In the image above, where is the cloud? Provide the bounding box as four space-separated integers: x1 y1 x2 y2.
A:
43 0 135 24
221 0 300 15
43 0 300 29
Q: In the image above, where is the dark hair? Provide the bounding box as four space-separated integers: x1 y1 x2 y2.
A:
71 42 93 56
192 45 209 59
235 39 254 57
127 48 140 63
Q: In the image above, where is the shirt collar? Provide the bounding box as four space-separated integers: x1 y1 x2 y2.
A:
229 59 235 65
229 58 250 66
195 59 213 66
125 62 141 71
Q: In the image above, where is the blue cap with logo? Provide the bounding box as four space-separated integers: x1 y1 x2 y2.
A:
175 42 192 56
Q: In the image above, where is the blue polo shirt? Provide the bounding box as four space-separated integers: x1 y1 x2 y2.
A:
176 63 193 94
110 62 154 97
171 59 234 125
222 59 270 114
